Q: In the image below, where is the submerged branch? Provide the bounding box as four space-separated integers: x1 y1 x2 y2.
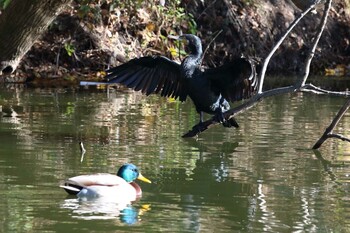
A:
312 98 350 149
328 134 350 143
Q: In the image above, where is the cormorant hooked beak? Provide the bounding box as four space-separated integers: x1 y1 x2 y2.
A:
168 35 181 40
168 35 190 50
168 35 188 43
168 35 189 57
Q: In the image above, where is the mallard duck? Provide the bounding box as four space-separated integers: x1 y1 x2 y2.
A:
60 164 151 200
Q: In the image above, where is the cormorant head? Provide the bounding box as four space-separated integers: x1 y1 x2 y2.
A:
117 163 152 183
169 34 202 56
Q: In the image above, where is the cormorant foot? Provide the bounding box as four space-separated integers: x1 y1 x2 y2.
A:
213 112 239 128
222 118 239 128
214 111 226 124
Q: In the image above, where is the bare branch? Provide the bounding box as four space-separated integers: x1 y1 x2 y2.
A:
182 80 348 138
182 86 297 138
312 98 350 149
201 30 223 65
298 0 333 87
258 4 316 93
301 84 350 96
328 134 350 143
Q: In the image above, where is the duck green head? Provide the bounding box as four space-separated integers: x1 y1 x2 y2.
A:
117 163 151 184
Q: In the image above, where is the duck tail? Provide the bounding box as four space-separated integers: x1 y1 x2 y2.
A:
59 185 81 195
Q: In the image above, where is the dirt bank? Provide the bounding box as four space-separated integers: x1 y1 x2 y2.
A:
6 0 350 83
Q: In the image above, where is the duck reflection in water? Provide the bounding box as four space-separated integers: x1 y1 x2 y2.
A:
61 197 151 223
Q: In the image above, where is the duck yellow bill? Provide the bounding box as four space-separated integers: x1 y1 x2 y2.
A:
137 173 152 183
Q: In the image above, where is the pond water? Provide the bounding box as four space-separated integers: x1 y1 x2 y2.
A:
0 84 350 232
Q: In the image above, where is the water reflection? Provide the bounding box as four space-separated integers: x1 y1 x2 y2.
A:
60 197 150 223
1 85 350 232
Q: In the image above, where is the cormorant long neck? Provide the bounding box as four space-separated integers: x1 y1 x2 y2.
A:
180 35 203 79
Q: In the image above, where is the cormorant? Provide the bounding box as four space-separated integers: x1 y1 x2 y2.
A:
81 34 258 129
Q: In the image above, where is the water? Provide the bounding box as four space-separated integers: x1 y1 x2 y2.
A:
0 84 350 232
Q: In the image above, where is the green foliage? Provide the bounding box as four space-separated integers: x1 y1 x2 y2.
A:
74 0 196 36
79 4 102 22
73 0 197 58
156 2 197 35
0 0 11 9
110 0 144 11
78 4 91 16
64 43 75 57
59 0 197 64
241 0 255 6
187 13 197 35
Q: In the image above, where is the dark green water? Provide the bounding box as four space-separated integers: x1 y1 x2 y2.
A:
0 85 349 232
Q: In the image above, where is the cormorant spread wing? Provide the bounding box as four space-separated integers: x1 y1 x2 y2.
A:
203 58 257 103
80 34 259 131
105 56 188 101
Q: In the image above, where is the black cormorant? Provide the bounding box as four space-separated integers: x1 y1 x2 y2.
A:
82 34 258 128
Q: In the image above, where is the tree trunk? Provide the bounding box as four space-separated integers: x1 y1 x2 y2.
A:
0 0 72 75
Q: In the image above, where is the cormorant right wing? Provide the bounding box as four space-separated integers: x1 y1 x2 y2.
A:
104 56 188 101
204 58 258 102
